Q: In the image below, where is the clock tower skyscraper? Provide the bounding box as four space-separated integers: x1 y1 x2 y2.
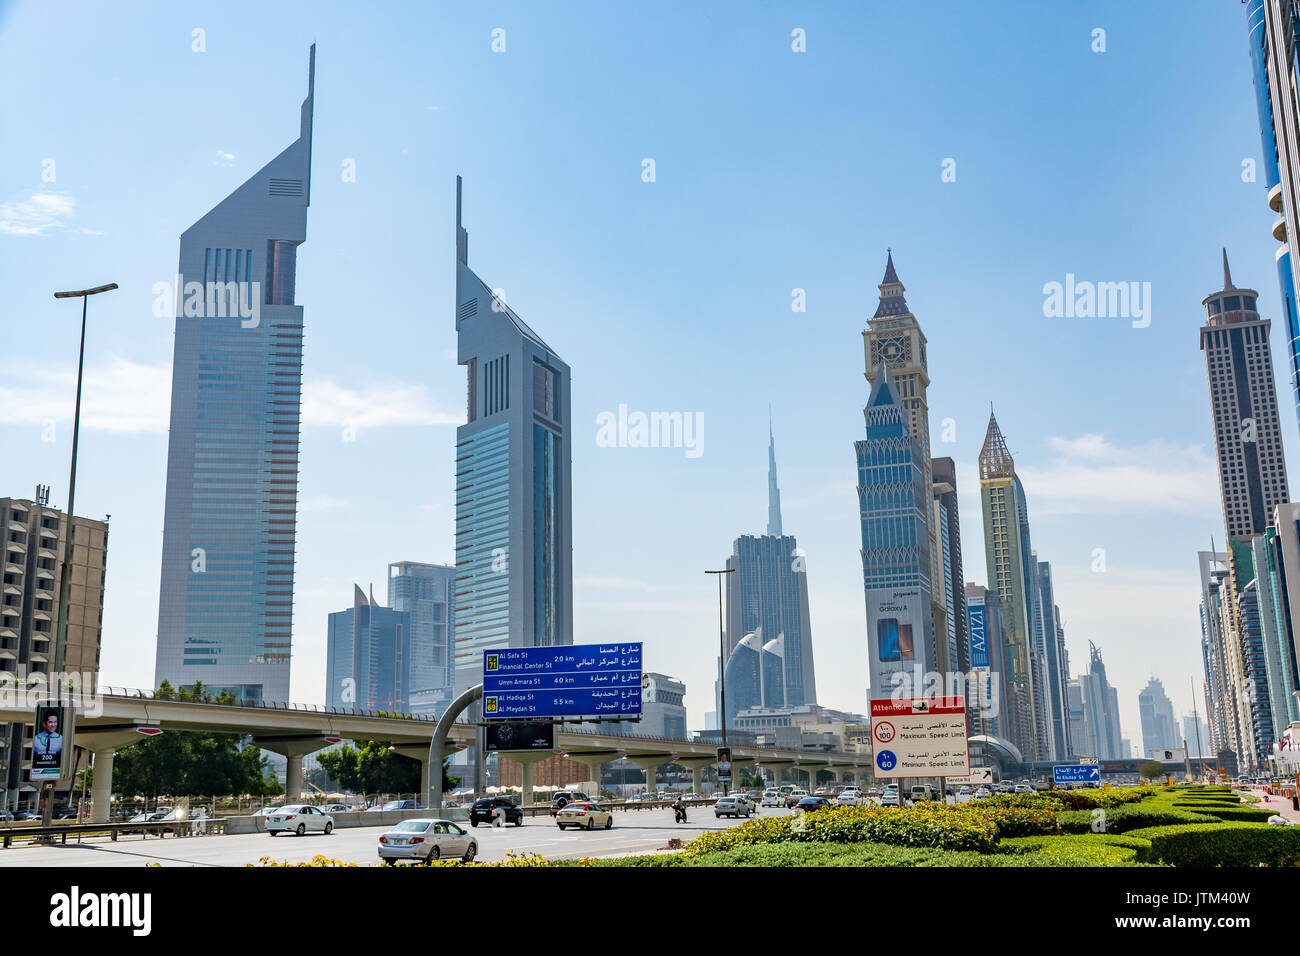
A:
862 252 947 674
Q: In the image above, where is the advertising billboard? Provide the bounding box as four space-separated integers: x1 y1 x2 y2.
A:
869 697 969 778
967 599 989 669
31 703 72 783
865 587 933 699
716 747 732 782
482 643 643 720
484 721 556 752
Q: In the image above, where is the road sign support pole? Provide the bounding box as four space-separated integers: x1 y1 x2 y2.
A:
428 683 483 811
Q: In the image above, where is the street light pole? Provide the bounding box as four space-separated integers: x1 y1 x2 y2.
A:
51 283 117 680
706 568 735 795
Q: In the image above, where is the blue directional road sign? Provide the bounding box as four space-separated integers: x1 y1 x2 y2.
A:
1053 763 1101 785
482 643 643 721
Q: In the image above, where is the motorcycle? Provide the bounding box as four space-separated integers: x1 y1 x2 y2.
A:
673 803 687 823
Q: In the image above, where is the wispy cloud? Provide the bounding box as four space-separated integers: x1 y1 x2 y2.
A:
0 359 462 436
1014 433 1218 516
302 379 462 431
0 356 170 432
212 150 236 167
0 191 77 237
300 495 349 513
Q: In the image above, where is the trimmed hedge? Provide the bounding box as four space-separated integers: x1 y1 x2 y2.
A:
1168 805 1273 824
561 840 1148 868
1124 822 1300 867
680 803 1004 856
999 834 1153 865
1055 804 1217 834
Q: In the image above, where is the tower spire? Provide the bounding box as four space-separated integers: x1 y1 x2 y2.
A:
979 408 1015 480
1222 248 1234 290
767 416 783 536
873 249 909 318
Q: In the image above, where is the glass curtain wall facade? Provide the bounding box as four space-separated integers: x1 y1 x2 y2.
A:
857 363 934 698
154 47 315 705
388 561 456 717
452 177 572 695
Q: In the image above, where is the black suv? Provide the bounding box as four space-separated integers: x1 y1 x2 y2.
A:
469 796 523 827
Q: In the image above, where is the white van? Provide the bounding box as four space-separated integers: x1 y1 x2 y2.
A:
909 784 936 802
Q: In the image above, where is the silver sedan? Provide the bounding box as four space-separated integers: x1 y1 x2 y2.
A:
378 818 478 864
266 805 334 836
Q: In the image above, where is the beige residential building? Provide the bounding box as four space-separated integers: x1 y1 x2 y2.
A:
1 487 109 809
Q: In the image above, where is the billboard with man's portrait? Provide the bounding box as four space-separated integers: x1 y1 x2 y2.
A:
31 704 67 782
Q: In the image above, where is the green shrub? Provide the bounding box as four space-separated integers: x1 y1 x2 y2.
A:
998 834 1150 865
681 803 1002 856
1168 806 1273 824
1055 805 1216 834
572 840 1149 867
1125 822 1300 866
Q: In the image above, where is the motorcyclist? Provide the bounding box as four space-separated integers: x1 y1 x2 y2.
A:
672 795 687 823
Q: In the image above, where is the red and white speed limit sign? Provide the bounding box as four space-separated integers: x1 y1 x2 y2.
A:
874 721 895 744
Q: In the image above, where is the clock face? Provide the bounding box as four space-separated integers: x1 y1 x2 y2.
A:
880 337 907 364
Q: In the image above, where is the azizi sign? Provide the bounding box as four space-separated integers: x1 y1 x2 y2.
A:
869 697 969 779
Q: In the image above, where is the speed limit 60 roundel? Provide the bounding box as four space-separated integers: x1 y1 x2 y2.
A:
873 721 895 744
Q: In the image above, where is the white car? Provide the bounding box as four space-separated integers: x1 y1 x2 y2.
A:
714 795 754 818
760 790 783 807
836 788 865 807
266 804 334 837
378 818 478 864
973 786 992 800
784 789 810 808
876 788 901 807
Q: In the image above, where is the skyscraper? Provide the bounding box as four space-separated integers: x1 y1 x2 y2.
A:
862 252 945 675
1245 0 1300 427
326 585 411 712
388 561 457 717
932 457 968 682
1034 558 1070 760
723 426 817 709
154 47 315 704
1200 252 1292 769
452 177 573 695
1077 642 1123 760
1138 677 1180 757
977 411 1039 759
1200 252 1290 540
857 363 934 699
1198 549 1235 756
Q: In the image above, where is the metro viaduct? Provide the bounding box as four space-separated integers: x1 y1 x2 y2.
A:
0 688 873 822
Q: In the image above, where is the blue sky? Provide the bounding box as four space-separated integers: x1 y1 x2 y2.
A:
0 0 1278 745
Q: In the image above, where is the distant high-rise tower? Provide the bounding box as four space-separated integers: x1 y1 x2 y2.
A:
978 410 1041 760
388 561 457 717
723 425 816 712
932 458 967 681
452 177 573 695
767 418 782 537
326 585 411 712
154 46 315 704
857 363 934 698
1138 677 1180 757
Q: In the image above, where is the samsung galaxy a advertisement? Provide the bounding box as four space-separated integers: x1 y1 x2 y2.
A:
865 588 932 700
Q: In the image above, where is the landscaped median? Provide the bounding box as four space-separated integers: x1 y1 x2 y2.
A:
245 784 1300 867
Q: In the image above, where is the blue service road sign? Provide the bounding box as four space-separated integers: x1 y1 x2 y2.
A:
482 643 643 720
1053 763 1101 784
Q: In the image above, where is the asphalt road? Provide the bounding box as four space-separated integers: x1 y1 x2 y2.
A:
0 805 794 867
